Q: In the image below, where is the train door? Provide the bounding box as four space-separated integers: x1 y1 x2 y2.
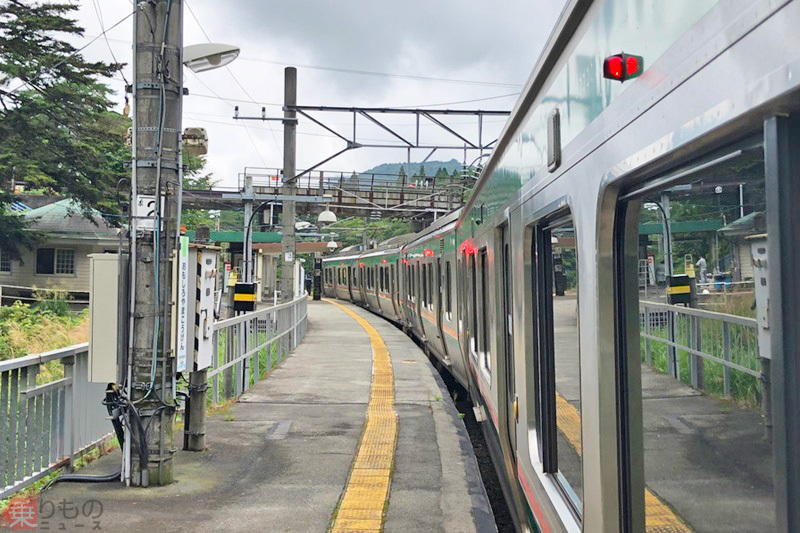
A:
501 225 516 458
347 266 354 301
391 263 399 317
436 256 448 359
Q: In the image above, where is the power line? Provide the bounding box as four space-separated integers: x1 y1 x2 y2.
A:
8 9 135 95
184 0 283 158
91 0 130 86
237 57 524 89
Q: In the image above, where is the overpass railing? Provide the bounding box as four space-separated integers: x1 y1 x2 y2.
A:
208 294 308 404
0 344 111 499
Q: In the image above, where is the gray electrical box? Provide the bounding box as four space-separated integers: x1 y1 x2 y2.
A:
88 253 128 383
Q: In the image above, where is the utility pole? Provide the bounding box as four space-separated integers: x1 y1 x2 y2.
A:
128 0 182 486
281 67 297 303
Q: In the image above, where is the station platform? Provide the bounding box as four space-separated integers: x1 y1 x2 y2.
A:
39 300 495 533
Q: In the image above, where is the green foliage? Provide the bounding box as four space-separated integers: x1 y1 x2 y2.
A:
0 298 86 361
0 1 127 257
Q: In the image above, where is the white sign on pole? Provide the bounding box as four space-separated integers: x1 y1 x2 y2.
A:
284 251 294 263
134 195 165 231
176 236 190 372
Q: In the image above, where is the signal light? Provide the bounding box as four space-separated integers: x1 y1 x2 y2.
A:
459 241 477 256
603 53 644 82
401 259 408 265
359 262 365 268
424 249 434 257
381 259 388 264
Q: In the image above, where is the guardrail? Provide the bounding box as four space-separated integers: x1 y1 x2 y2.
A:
208 294 308 404
0 344 112 498
639 301 767 409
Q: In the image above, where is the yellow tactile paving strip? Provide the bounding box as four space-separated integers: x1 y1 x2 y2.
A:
325 300 398 533
556 392 690 532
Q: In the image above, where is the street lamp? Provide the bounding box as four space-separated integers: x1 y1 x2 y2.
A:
183 43 240 73
318 207 337 224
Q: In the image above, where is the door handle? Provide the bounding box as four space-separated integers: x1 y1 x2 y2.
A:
513 396 519 423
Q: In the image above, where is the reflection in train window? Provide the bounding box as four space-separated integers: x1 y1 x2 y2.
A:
445 261 452 318
478 248 491 373
534 212 582 515
470 253 478 357
619 138 774 532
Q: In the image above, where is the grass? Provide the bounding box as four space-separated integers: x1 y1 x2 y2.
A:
0 437 120 514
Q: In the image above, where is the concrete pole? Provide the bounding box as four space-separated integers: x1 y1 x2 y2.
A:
280 67 297 303
186 369 207 450
129 0 182 486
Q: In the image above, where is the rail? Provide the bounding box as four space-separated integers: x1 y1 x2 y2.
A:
639 301 767 407
208 294 308 403
0 344 112 499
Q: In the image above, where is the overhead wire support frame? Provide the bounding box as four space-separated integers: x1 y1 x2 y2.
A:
232 104 510 183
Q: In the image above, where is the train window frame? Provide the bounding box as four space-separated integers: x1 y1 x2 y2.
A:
531 208 583 519
478 247 491 375
469 251 479 360
428 261 434 311
445 260 453 321
612 133 787 533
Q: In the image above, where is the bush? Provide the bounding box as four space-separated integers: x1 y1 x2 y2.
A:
0 300 88 362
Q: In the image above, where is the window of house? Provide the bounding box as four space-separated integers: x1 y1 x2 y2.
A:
36 248 75 275
533 212 581 515
0 249 10 273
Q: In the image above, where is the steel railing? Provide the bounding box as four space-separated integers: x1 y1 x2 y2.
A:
0 344 112 499
639 301 766 407
208 294 308 404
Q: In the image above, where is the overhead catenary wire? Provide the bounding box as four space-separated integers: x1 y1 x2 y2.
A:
184 0 282 161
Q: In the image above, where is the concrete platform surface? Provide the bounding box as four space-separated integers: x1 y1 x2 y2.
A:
35 300 495 533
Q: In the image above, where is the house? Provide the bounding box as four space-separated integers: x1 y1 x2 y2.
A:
717 211 766 282
0 199 120 293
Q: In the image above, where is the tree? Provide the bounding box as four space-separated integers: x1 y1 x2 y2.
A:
0 1 126 256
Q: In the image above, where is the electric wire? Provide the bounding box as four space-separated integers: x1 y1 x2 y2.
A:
7 10 135 95
184 0 281 161
91 0 130 86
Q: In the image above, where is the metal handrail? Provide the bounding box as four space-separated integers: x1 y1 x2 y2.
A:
640 300 757 327
0 343 89 373
208 294 309 404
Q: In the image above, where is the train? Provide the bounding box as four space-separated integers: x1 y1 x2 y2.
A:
324 1 800 531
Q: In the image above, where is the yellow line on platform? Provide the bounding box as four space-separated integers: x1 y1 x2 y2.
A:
325 299 398 533
556 392 689 532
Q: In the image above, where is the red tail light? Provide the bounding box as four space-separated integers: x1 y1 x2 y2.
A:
603 53 644 82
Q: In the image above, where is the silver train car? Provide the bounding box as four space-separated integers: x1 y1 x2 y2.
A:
324 1 800 531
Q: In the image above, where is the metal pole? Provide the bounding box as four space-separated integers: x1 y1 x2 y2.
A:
280 67 297 303
661 192 678 379
129 0 181 486
243 174 254 284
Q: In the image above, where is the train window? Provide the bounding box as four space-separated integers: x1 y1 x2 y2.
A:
428 262 434 310
478 248 491 373
533 212 582 514
617 137 775 532
469 252 478 358
445 261 452 319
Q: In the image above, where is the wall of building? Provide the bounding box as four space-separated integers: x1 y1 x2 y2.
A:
0 242 115 293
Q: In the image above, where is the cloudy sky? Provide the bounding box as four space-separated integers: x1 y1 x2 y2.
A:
71 0 566 188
